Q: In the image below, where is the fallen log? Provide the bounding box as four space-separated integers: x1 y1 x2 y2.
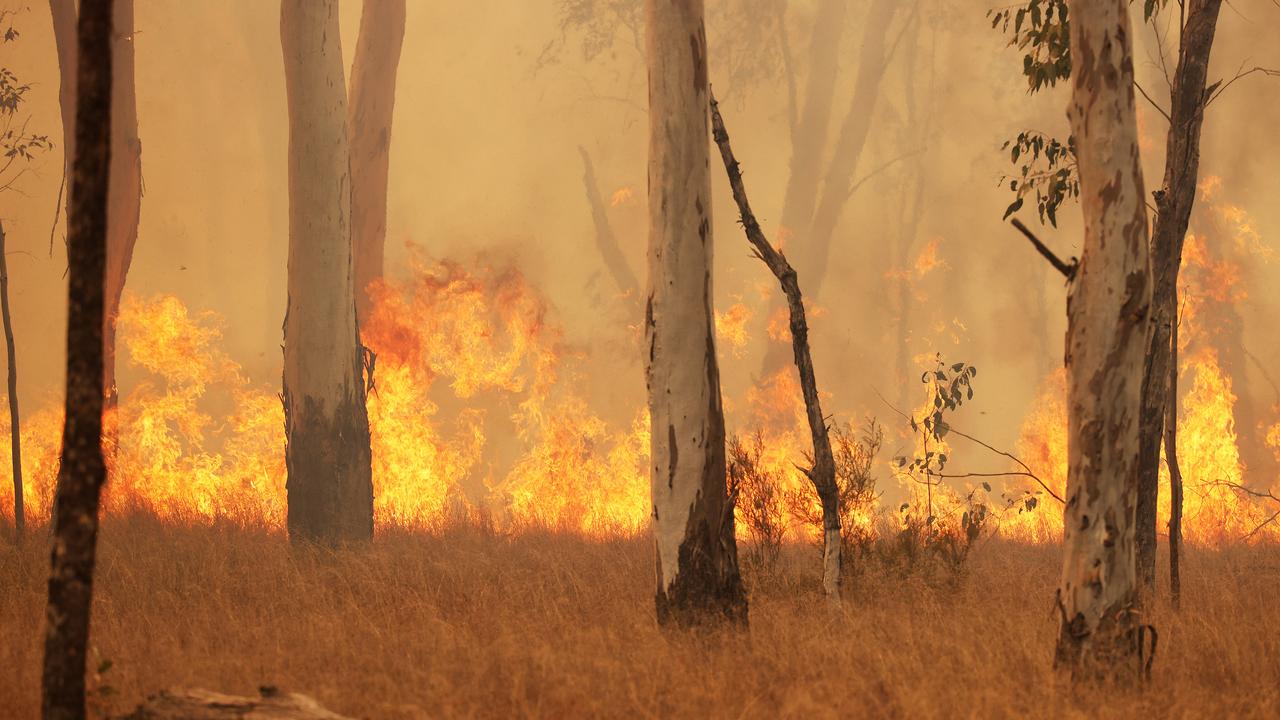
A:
116 686 352 720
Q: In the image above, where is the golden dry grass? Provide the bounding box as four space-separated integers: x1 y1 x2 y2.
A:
2 517 1279 719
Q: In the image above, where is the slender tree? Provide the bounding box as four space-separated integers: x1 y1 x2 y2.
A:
1054 0 1151 678
281 0 374 543
348 0 406 322
0 223 22 540
644 0 746 626
710 94 842 602
1135 0 1223 590
41 1 112 717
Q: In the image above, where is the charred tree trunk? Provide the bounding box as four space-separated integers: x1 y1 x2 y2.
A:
1167 304 1182 610
0 222 23 540
281 0 374 544
348 0 406 322
578 146 640 300
762 0 898 375
710 94 841 601
1054 0 1152 679
644 0 746 627
41 1 112 717
1135 0 1222 592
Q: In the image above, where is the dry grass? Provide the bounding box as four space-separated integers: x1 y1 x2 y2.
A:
2 517 1279 719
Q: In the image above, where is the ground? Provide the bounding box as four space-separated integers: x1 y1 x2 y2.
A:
1 517 1278 718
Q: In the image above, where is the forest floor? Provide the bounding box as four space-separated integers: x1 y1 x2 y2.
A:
1 516 1278 719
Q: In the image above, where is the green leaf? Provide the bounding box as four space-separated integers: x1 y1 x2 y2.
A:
1003 196 1024 220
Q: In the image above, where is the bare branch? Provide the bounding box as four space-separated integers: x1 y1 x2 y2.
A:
1134 80 1172 123
872 387 1064 504
1009 217 1077 279
1208 64 1280 106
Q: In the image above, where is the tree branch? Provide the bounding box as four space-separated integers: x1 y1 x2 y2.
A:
1009 217 1077 279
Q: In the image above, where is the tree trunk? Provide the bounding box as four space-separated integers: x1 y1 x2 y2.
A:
1167 302 1182 610
41 1 112 717
761 0 898 375
710 94 841 602
644 0 746 627
102 0 141 415
1135 0 1222 592
49 0 77 193
797 0 898 300
578 145 640 299
1054 0 1152 679
0 222 23 541
348 0 406 323
774 0 846 249
281 0 374 544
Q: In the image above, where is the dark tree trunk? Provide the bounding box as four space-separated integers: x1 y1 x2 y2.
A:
349 0 406 323
0 222 23 541
710 94 842 601
41 1 112 717
1135 0 1222 592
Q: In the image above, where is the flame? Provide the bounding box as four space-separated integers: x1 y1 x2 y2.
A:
609 187 634 207
714 301 753 357
1003 187 1280 544
0 257 651 536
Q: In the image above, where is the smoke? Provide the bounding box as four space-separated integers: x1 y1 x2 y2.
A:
0 0 1277 502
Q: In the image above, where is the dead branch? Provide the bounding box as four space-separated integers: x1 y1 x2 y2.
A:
710 90 842 600
118 686 352 719
1134 80 1172 123
1207 64 1279 106
577 146 640 300
1009 218 1077 280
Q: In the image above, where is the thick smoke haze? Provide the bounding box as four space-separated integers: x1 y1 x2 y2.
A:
1 0 1277 473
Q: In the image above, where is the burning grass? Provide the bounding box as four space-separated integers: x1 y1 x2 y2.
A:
2 518 1279 718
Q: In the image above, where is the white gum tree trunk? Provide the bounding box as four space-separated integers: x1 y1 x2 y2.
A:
1055 0 1152 678
280 0 374 543
644 0 746 626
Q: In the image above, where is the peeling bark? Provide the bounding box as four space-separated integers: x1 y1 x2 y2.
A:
1055 0 1152 679
49 0 143 432
41 2 112 717
1135 0 1222 592
281 0 375 544
348 0 406 323
645 0 746 627
710 95 841 602
102 0 142 414
0 222 23 540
